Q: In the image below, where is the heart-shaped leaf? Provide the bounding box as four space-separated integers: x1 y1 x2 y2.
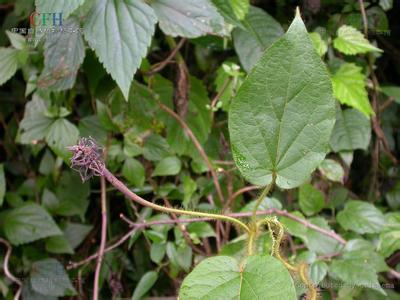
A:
179 255 296 299
229 12 335 188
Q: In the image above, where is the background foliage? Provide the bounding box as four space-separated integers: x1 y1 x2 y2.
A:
0 0 399 299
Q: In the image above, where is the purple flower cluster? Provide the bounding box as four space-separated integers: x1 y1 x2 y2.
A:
67 137 105 182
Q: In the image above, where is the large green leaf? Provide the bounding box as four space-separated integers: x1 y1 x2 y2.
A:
331 63 374 117
330 107 371 152
299 183 324 216
150 0 225 38
337 200 387 234
84 0 157 99
179 255 296 299
229 13 335 189
333 25 382 55
38 18 85 91
30 258 76 296
0 47 19 86
35 0 84 19
329 258 385 295
4 203 62 245
233 6 283 72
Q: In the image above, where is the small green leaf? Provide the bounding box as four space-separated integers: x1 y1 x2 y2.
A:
63 222 93 249
122 158 145 187
0 164 5 207
179 255 296 299
152 156 182 177
333 25 382 55
299 183 324 216
309 32 327 56
45 235 74 254
6 30 26 50
318 159 344 183
229 14 335 188
330 107 371 152
19 95 53 144
4 203 62 245
337 200 387 234
30 258 76 296
331 63 374 117
232 6 283 71
0 48 19 86
84 0 157 99
131 271 158 300
35 0 84 19
310 261 328 284
381 85 400 104
150 0 225 38
150 243 166 264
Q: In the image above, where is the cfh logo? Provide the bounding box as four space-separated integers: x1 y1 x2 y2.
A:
29 11 63 27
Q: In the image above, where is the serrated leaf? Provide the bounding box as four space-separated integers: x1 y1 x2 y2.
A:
179 255 296 299
232 6 283 72
337 200 387 234
0 47 19 86
299 183 324 216
333 25 382 55
84 0 157 99
331 63 374 117
229 14 336 189
4 203 62 245
318 159 344 183
309 32 327 56
38 18 85 91
152 156 181 177
330 107 371 152
378 213 400 257
46 118 79 160
151 0 225 38
35 0 84 19
30 258 76 296
6 30 26 50
329 258 385 295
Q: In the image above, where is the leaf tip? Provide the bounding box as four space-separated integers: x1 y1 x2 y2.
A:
295 6 301 18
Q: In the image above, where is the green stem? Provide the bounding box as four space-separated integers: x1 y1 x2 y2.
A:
251 183 273 221
165 36 184 63
103 168 250 233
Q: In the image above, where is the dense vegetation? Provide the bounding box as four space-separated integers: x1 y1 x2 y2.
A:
0 0 399 299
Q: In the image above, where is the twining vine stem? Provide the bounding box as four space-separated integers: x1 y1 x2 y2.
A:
102 168 250 233
0 238 22 300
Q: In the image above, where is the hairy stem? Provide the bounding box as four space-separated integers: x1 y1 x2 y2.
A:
102 168 250 233
251 183 273 221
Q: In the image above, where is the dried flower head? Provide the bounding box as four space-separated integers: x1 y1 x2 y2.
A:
67 137 105 182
